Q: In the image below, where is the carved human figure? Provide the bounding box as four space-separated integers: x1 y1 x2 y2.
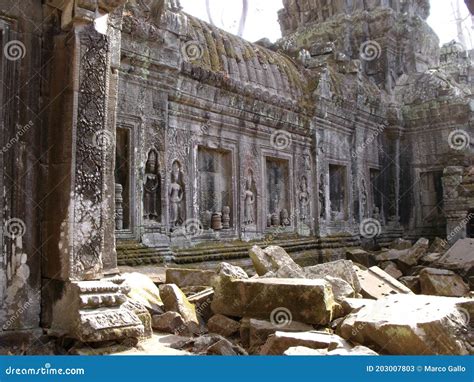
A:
169 160 184 227
244 177 255 225
143 150 160 221
298 176 309 222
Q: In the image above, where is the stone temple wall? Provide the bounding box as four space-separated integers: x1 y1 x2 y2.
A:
0 0 472 344
0 0 44 338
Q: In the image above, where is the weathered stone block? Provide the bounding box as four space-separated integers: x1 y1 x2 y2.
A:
207 314 240 337
159 284 200 335
165 268 216 287
122 272 164 314
419 268 469 297
240 318 313 348
339 295 472 355
354 266 413 299
152 311 185 334
305 260 361 293
212 277 337 325
346 248 377 267
249 245 304 277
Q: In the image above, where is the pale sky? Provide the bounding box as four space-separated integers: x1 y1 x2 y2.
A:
180 0 473 49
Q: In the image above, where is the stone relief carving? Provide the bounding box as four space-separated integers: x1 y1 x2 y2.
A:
360 178 368 218
298 176 310 223
244 170 256 225
71 25 109 279
169 160 185 228
143 149 161 221
115 183 124 230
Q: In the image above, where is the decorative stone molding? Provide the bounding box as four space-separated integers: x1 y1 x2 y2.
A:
49 279 144 342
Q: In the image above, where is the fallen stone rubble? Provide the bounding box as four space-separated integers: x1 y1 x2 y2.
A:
118 238 473 356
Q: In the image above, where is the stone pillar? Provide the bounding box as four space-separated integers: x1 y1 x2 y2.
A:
443 166 468 244
43 0 143 341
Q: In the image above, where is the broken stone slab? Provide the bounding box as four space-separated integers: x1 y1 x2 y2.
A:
339 294 473 355
284 345 378 356
240 318 313 348
211 277 337 325
305 260 361 293
391 238 413 250
436 239 474 278
216 262 249 279
375 249 408 262
420 252 444 265
165 268 216 288
354 266 413 299
419 268 469 297
380 261 403 279
122 299 153 339
152 311 185 334
122 272 164 314
260 331 351 355
399 276 421 294
341 298 375 316
249 245 274 275
159 284 200 335
324 275 355 302
188 288 214 322
397 238 430 271
346 248 377 267
428 237 448 254
207 314 240 337
249 245 304 277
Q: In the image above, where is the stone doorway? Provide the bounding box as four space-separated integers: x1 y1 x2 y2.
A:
198 147 234 230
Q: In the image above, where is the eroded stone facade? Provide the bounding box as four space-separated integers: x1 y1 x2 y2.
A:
0 0 472 344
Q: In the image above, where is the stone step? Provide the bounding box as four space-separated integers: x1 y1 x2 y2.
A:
117 235 360 267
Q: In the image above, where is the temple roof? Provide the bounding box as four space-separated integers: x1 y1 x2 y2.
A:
179 13 305 100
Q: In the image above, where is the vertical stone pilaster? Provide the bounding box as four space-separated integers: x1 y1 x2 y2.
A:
44 4 144 341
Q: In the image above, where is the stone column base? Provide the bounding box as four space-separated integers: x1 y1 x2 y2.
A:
49 279 144 342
